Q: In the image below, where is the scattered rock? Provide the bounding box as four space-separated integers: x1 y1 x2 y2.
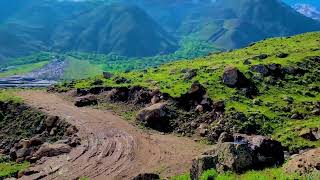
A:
33 143 71 160
103 72 113 79
197 123 209 137
299 128 320 141
183 69 197 80
253 54 268 60
312 109 320 115
190 155 218 180
178 82 212 111
114 76 130 84
45 116 59 128
291 113 304 120
137 103 171 132
92 79 103 86
276 52 289 58
218 132 234 143
284 148 320 174
223 67 250 88
133 173 160 180
74 95 98 107
250 65 269 76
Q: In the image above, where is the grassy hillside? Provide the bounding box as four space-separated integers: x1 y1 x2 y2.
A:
67 32 320 152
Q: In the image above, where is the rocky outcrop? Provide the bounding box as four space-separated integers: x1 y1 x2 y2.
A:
137 103 172 132
0 101 79 163
178 82 213 112
223 67 250 88
74 95 98 107
284 148 320 174
190 135 284 179
33 143 71 160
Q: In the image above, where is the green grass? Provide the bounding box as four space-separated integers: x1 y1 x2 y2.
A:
0 61 49 78
0 90 22 103
172 168 320 180
0 161 30 178
62 57 104 80
62 32 320 152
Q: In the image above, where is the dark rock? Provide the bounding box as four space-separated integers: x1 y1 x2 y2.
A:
223 67 250 88
133 173 160 180
105 88 129 102
45 116 59 128
74 95 98 107
215 143 254 173
89 86 105 94
103 72 113 79
190 155 218 180
250 65 269 76
247 135 284 167
283 96 294 104
299 128 320 141
276 52 289 58
92 79 103 86
33 143 71 159
29 136 44 147
137 103 171 132
178 82 212 111
66 125 78 136
218 132 234 143
114 76 130 84
183 69 197 80
253 54 268 60
212 101 225 112
76 89 89 96
290 113 304 120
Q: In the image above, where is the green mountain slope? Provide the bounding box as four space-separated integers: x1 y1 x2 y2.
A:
0 1 177 62
65 32 320 152
133 0 320 49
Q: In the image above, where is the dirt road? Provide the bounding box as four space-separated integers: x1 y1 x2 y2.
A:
17 91 208 180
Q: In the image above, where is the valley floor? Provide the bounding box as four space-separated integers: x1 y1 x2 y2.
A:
16 90 208 179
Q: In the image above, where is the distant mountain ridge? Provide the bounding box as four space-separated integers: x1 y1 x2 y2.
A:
0 0 320 62
0 0 178 62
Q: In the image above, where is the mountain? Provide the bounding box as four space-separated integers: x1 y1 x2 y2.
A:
0 0 177 62
131 0 320 49
0 0 320 63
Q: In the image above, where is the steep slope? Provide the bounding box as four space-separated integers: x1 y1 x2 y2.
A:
62 32 320 153
52 4 177 57
0 1 177 62
132 0 320 49
293 4 320 20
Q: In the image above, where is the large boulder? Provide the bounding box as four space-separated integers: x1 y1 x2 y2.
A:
190 155 218 180
223 67 250 88
214 143 254 173
33 143 71 160
284 148 320 174
190 135 285 179
74 95 98 107
137 103 171 132
178 82 212 111
235 134 284 167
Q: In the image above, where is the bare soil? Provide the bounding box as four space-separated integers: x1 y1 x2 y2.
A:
17 90 208 180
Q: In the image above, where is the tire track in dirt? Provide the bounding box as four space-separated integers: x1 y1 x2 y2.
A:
17 91 208 180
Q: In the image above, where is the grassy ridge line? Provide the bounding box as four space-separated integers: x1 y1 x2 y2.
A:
70 32 320 152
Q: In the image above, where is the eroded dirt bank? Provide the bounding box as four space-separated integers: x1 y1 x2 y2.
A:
17 90 208 180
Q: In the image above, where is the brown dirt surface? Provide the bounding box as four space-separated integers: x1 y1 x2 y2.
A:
284 148 320 174
16 90 209 180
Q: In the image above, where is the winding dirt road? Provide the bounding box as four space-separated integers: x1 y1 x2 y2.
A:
17 91 208 180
